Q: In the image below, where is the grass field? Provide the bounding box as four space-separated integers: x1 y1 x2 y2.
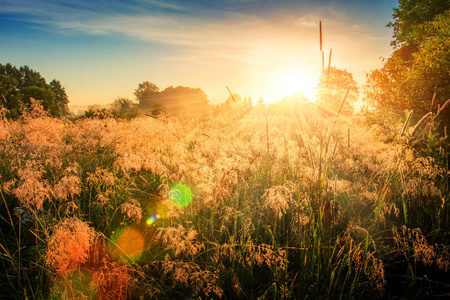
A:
0 98 449 299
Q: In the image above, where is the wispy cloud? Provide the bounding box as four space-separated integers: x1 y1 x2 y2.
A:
1 0 395 104
2 0 392 70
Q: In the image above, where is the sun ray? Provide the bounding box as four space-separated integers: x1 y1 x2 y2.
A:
268 67 319 103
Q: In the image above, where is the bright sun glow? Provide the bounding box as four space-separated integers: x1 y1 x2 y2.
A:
267 68 319 103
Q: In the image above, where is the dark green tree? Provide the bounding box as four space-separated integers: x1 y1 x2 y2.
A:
49 79 69 116
0 63 69 118
18 65 47 89
0 65 21 118
388 0 450 49
20 86 58 115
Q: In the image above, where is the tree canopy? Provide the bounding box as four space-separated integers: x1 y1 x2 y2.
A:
136 81 209 115
0 63 69 119
365 4 450 128
388 0 450 48
111 97 140 119
316 67 359 116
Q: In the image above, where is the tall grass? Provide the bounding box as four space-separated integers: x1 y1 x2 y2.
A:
0 96 449 299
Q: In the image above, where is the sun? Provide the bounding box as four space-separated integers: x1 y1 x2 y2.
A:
268 68 319 102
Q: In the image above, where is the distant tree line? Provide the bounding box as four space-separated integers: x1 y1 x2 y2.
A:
81 98 140 120
134 81 210 115
0 63 69 119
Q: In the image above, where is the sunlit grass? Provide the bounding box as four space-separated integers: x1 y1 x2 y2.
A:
0 98 449 299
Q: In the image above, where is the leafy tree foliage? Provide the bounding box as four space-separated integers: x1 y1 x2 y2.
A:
134 81 159 103
0 63 69 118
137 82 209 115
111 97 140 119
388 0 450 48
316 67 358 116
150 102 167 118
49 79 69 116
365 11 450 128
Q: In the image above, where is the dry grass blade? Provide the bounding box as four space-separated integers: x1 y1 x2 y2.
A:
145 113 158 119
348 128 350 148
304 111 310 130
327 49 332 85
337 86 350 117
436 99 450 117
400 110 413 137
411 112 432 136
331 136 340 159
430 93 436 112
226 86 236 103
322 51 325 73
332 86 350 128
1 93 7 104
307 145 315 169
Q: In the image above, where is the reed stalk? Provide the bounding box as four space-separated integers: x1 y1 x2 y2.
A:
327 49 332 85
411 112 432 136
400 110 413 136
332 86 350 128
430 92 436 112
436 99 450 117
226 86 236 103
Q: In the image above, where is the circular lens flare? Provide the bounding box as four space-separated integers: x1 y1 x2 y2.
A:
56 269 96 298
146 212 160 226
108 228 144 263
170 184 193 207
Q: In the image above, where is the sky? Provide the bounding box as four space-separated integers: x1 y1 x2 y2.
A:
0 0 398 106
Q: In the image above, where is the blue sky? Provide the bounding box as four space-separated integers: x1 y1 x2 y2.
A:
0 0 398 106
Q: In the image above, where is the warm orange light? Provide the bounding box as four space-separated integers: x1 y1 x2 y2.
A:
108 228 144 263
268 68 319 102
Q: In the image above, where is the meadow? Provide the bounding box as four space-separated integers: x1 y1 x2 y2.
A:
0 97 449 299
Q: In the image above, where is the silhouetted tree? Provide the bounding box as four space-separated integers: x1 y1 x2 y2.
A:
138 83 209 115
49 79 69 116
134 81 160 106
150 102 166 118
111 97 140 119
0 63 69 118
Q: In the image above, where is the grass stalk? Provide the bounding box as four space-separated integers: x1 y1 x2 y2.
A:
411 112 432 136
320 20 323 52
331 136 340 160
226 86 237 103
436 98 450 117
400 110 413 136
430 92 436 112
327 49 332 85
347 128 350 148
332 86 350 128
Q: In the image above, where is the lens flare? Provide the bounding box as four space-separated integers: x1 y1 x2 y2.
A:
146 212 159 226
55 268 96 299
108 228 144 263
170 183 193 207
